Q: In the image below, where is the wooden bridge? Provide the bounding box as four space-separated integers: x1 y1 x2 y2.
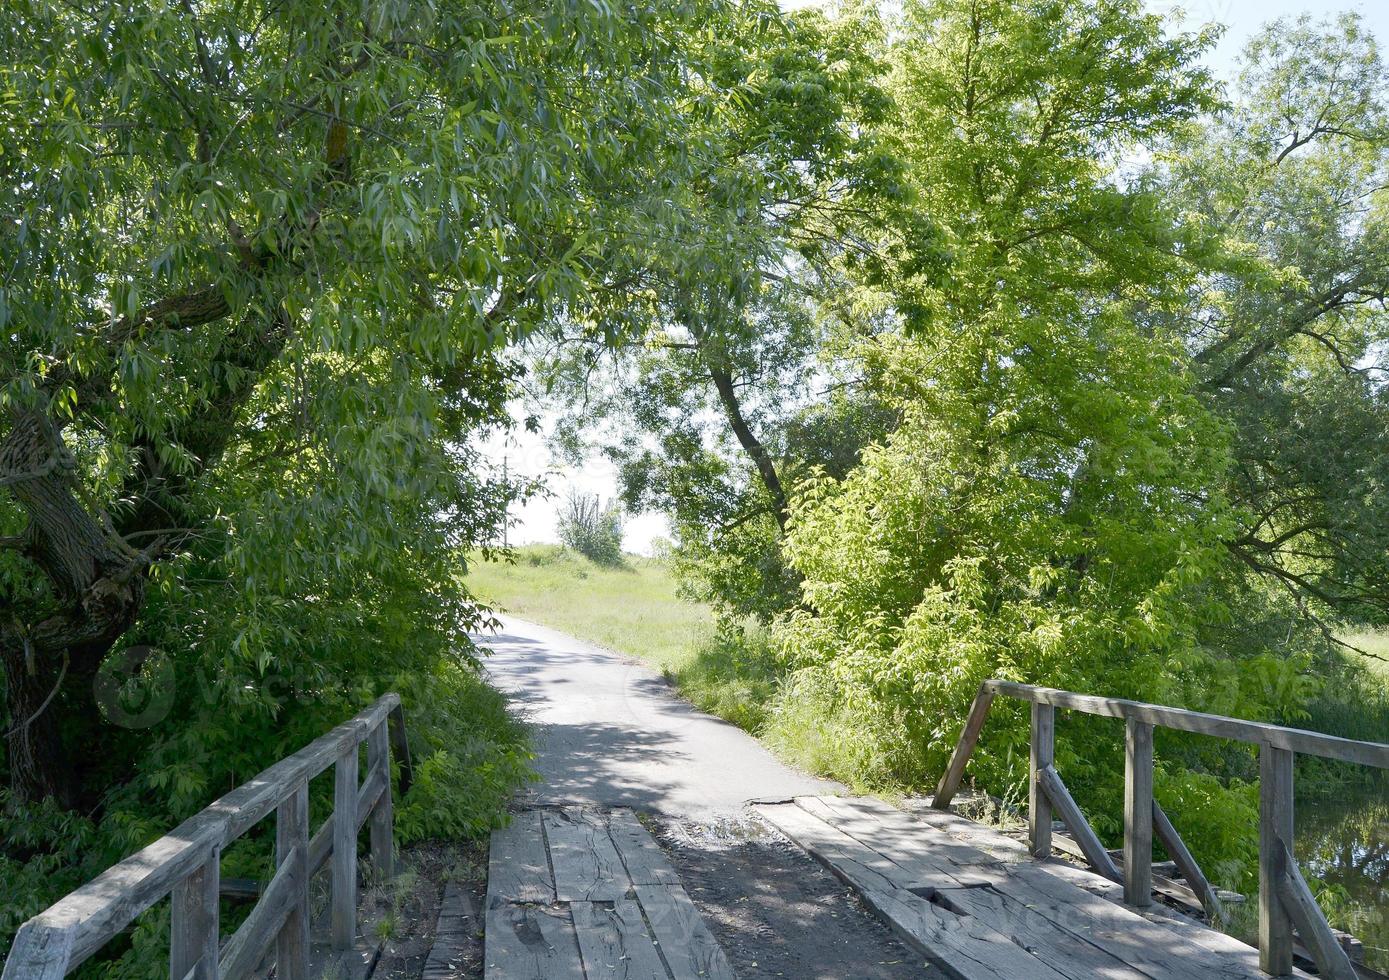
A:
1 694 409 980
3 681 1387 979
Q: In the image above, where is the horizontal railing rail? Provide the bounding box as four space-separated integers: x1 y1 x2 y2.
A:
934 679 1389 980
1 694 410 980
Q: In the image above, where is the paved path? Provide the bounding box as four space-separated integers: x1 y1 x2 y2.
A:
477 615 841 817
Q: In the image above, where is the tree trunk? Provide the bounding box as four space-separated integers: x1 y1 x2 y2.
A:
1 642 78 806
705 364 790 529
0 309 291 805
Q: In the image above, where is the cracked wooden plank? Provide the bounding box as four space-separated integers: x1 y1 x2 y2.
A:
633 884 735 980
545 808 633 902
483 903 584 980
572 900 671 980
488 811 556 906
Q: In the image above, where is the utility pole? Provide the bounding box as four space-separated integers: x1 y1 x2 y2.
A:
502 453 509 549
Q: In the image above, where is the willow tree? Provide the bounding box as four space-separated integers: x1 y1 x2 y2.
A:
0 0 724 805
539 3 919 621
1156 15 1389 655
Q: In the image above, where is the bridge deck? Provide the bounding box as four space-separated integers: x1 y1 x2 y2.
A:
484 807 734 980
755 795 1314 980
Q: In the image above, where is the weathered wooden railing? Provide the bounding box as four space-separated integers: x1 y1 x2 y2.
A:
2 694 411 980
934 680 1389 980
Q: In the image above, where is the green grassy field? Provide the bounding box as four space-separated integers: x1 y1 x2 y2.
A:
1341 629 1389 680
467 545 711 671
466 545 782 731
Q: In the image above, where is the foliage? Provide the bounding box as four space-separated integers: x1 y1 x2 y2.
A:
537 1 913 623
1153 13 1389 634
394 662 535 843
3 0 1388 963
0 0 767 966
556 491 625 567
770 0 1286 884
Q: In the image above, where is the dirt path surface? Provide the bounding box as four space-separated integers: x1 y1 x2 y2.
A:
476 615 937 979
654 815 944 980
479 614 841 815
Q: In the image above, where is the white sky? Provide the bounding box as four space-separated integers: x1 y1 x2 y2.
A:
478 0 1387 555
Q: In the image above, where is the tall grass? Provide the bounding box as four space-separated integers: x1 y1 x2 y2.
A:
1300 632 1389 800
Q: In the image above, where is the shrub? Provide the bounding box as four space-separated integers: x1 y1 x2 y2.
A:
557 490 625 565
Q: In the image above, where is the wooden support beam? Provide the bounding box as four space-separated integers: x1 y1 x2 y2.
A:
170 846 219 980
1037 764 1122 884
934 686 994 809
1152 801 1225 923
0 695 405 980
1273 839 1357 980
276 783 310 980
0 924 73 980
1259 745 1295 977
1124 718 1154 907
1029 702 1055 858
368 721 394 880
218 847 299 980
332 746 359 951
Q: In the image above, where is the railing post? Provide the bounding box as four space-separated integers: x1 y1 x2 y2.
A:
388 703 413 795
170 846 220 980
1030 702 1055 858
1259 744 1295 976
333 745 359 951
368 720 395 880
276 783 310 980
1124 718 1154 907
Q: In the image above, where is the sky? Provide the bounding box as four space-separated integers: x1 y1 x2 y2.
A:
479 0 1386 555
1154 0 1388 79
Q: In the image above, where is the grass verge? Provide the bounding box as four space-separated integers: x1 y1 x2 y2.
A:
467 545 782 733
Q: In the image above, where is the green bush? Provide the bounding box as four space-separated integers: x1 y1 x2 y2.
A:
395 663 536 841
557 491 625 566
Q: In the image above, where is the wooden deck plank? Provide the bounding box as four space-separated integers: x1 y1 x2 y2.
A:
758 803 918 892
544 808 633 902
486 807 737 980
571 900 672 980
774 797 1311 980
911 803 1311 977
423 882 478 980
804 796 1265 980
859 883 1076 980
927 884 1154 979
484 902 586 980
488 811 556 905
799 796 1005 885
606 810 683 887
758 802 1074 979
633 885 736 980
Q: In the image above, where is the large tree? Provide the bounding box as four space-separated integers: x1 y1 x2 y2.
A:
774 0 1242 790
1155 14 1389 650
539 3 919 619
0 0 726 804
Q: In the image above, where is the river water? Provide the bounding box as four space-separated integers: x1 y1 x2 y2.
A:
1297 795 1389 972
